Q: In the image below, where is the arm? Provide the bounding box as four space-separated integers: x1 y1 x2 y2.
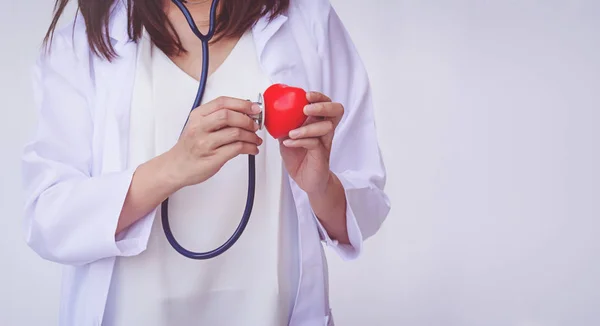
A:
307 171 350 244
311 3 390 259
116 97 262 234
22 32 157 266
115 152 179 234
22 31 262 265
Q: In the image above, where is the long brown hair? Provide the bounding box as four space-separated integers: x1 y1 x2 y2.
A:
44 0 289 61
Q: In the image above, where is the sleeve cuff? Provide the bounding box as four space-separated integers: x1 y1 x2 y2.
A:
23 166 159 265
113 208 157 256
311 174 364 261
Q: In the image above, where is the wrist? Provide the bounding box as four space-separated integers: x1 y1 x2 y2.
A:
307 171 340 207
153 150 185 193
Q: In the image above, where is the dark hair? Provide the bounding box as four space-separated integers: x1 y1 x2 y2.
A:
44 0 289 61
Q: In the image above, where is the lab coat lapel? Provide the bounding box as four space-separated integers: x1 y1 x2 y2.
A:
94 44 138 175
253 14 327 325
251 16 313 206
87 0 135 176
251 15 287 264
252 14 310 90
252 14 287 64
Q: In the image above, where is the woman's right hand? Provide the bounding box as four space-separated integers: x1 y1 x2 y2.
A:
166 96 263 189
116 96 261 234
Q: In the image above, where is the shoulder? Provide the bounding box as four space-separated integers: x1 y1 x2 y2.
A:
288 0 332 22
33 16 95 94
39 14 90 66
32 13 98 100
286 0 345 54
288 0 333 31
35 5 130 87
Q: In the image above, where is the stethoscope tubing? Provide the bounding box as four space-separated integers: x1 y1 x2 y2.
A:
161 0 255 260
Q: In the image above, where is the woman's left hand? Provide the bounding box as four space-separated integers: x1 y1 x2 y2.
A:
280 91 344 195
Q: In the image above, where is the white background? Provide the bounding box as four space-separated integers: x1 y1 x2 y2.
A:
1 1 599 325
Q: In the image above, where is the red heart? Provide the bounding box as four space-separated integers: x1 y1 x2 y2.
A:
263 83 309 139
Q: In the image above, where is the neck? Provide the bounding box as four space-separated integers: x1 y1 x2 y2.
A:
166 0 216 30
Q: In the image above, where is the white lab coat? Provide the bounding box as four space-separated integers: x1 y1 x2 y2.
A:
21 0 390 325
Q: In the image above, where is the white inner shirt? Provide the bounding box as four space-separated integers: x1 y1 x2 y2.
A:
103 30 297 326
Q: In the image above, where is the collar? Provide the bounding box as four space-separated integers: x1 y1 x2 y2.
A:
107 0 129 45
251 12 288 61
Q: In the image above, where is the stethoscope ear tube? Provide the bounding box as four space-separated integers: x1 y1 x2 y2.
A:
162 0 257 260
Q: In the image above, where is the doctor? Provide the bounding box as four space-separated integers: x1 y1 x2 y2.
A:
22 0 390 325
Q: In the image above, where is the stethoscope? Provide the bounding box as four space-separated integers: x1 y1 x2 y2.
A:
162 0 262 260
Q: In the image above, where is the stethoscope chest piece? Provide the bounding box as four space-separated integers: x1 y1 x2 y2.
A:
249 93 265 130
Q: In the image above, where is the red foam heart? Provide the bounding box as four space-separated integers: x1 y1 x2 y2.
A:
263 83 309 139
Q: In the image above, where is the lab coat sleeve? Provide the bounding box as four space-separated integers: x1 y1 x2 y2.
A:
311 3 391 260
21 33 153 266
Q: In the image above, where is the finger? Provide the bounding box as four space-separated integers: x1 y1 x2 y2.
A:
288 120 334 139
217 141 260 162
209 127 263 149
303 102 344 119
306 91 331 103
197 96 261 116
282 138 322 150
202 109 260 132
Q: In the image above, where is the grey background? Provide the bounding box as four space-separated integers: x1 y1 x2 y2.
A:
1 1 599 325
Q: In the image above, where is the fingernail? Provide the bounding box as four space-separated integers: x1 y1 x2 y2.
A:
258 137 263 145
251 104 261 114
289 129 300 138
283 139 293 146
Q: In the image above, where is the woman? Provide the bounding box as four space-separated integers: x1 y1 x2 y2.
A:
22 0 390 325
